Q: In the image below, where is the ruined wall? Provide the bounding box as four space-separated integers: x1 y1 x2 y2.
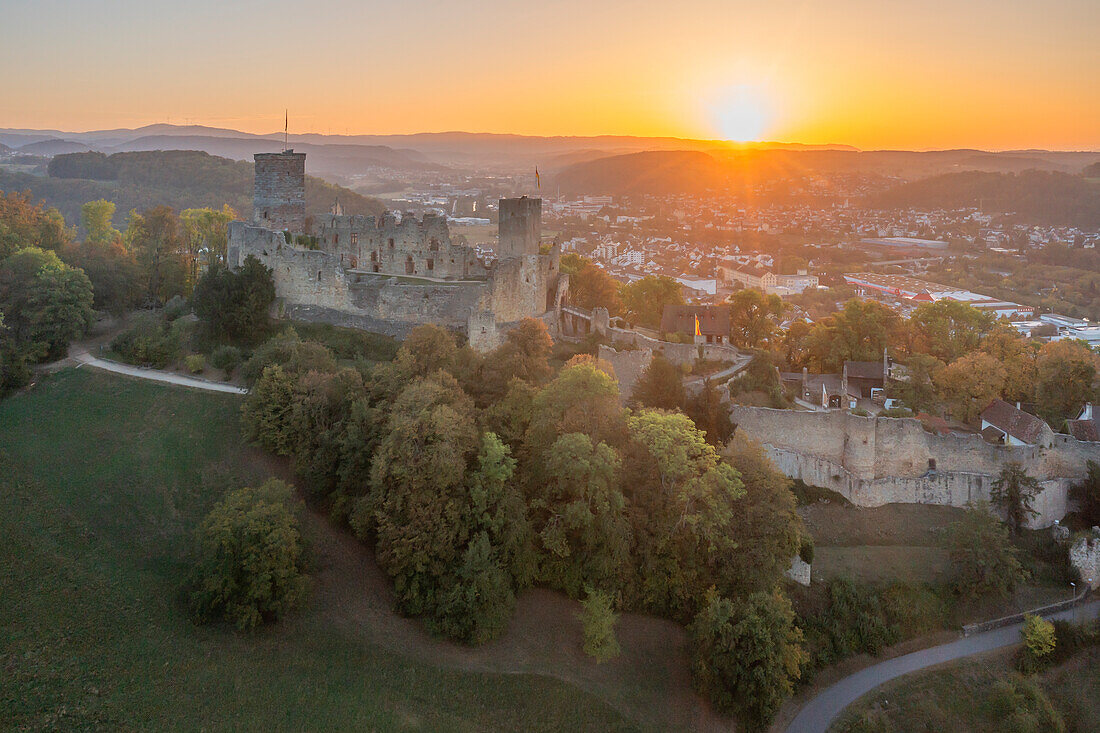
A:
489 247 562 322
253 152 306 233
607 327 741 367
731 405 1100 528
1070 532 1100 589
314 212 488 280
228 222 351 311
598 344 653 402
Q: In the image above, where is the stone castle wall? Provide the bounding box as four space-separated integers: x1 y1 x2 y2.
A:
598 344 653 401
253 152 306 233
1070 532 1100 589
730 405 1100 528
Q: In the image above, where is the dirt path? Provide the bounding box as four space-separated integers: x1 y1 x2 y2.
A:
298 507 732 732
70 348 248 395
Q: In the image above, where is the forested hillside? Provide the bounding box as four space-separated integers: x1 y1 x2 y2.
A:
870 170 1100 228
0 150 385 228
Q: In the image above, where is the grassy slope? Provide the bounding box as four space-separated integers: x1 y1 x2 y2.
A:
0 369 636 731
831 647 1100 732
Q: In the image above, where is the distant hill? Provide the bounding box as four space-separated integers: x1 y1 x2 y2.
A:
551 148 1100 197
870 170 1100 228
0 150 385 228
16 139 93 156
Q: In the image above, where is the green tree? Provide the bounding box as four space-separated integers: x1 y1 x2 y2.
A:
80 199 121 246
721 434 804 596
945 501 1028 598
889 353 944 415
191 255 276 343
728 288 783 348
0 246 94 361
181 205 236 285
620 275 684 329
630 353 685 410
0 309 32 396
579 589 621 663
241 364 302 456
691 589 806 729
908 300 992 362
1019 614 1056 673
991 463 1044 536
393 323 458 379
980 326 1038 404
684 377 734 446
532 432 631 597
525 362 626 466
187 479 308 631
124 205 188 304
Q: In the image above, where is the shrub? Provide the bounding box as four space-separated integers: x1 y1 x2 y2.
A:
187 479 307 631
210 345 243 377
184 354 205 374
799 536 815 565
580 589 621 663
110 314 181 368
850 408 870 417
1017 614 1056 673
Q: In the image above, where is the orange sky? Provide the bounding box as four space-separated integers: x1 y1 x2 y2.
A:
2 0 1098 150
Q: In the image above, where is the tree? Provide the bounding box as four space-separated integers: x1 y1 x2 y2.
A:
889 353 944 415
728 289 783 348
181 205 236 285
980 326 1037 404
124 205 188 304
991 463 1044 536
619 275 684 329
191 255 276 343
579 589 621 663
187 479 308 631
721 434 804 596
907 300 992 362
1034 340 1098 426
796 299 900 372
0 309 32 397
525 362 626 466
0 246 94 361
532 432 631 597
80 199 121 246
1019 614 1056 673
684 377 734 446
945 501 1027 598
561 255 621 314
0 191 72 258
630 354 685 411
1070 460 1100 527
241 364 302 456
393 323 458 379
691 589 805 729
61 236 141 315
934 351 1006 424
477 317 554 403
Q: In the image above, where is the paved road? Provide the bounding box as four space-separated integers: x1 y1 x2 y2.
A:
72 350 249 395
787 600 1100 733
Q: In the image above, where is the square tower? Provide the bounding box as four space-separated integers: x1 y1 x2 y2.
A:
497 196 541 258
253 150 306 233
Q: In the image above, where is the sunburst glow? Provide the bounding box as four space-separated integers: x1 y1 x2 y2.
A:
707 84 774 142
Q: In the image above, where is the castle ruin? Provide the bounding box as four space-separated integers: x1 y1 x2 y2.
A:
227 150 567 351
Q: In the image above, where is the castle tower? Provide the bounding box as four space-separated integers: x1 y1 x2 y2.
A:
253 150 306 233
497 196 541 258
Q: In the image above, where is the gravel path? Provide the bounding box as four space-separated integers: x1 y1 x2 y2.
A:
72 350 249 395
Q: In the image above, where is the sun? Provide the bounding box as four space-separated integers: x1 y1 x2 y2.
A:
707 84 774 142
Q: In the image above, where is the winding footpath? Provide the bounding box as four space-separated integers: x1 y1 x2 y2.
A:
786 600 1100 733
71 349 249 395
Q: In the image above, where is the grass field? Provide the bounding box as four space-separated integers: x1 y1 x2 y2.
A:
0 369 643 731
831 647 1100 732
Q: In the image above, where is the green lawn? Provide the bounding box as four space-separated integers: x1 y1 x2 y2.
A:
0 369 637 731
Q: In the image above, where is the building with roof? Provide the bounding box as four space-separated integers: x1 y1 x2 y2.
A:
843 273 1035 319
660 305 729 344
860 237 949 250
1066 404 1100 442
980 399 1054 447
721 264 777 292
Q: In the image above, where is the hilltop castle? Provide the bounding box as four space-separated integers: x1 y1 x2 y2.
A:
227 150 567 351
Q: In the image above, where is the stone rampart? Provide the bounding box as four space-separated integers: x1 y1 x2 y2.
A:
598 344 653 401
607 327 741 367
731 405 1100 528
1070 532 1100 589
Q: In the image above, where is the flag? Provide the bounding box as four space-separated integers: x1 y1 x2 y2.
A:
694 313 701 337
535 166 540 190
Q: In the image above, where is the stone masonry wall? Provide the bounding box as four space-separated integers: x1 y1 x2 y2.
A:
1069 532 1100 589
253 152 306 233
598 344 653 402
731 405 1100 528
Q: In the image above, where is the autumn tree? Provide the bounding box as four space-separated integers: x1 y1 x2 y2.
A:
907 300 992 362
980 325 1038 404
80 199 121 246
889 353 944 415
124 206 188 304
181 205 236 287
0 191 72 258
991 462 1044 536
934 351 1006 424
560 254 621 314
1034 340 1098 425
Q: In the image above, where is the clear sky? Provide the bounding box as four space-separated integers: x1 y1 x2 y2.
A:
2 0 1098 149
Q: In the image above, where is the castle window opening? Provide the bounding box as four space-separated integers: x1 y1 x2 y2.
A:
427 259 434 271
317 270 322 280
405 255 414 275
430 238 439 251
388 238 395 249
351 232 358 247
370 251 377 262
928 458 937 471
